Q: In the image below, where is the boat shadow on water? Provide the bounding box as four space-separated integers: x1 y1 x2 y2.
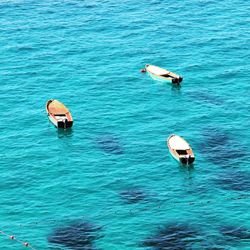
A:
57 128 73 138
178 162 195 173
171 84 182 91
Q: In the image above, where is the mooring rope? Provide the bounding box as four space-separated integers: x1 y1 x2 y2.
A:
0 230 36 250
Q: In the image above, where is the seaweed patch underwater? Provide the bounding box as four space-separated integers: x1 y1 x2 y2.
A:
199 128 247 167
95 134 123 155
141 223 201 249
214 170 250 192
48 221 103 250
119 188 149 204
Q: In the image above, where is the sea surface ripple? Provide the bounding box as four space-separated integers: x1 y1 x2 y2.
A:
0 0 249 249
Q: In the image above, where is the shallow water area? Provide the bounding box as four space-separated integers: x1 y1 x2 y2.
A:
0 0 249 249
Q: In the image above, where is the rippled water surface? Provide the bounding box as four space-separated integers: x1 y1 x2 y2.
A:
0 0 249 249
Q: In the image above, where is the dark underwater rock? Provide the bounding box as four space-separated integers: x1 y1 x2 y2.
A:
119 188 148 204
220 226 250 240
215 171 250 191
200 246 226 250
197 235 233 250
202 128 229 148
188 90 224 106
96 134 123 155
48 221 103 250
141 223 200 249
199 128 247 167
200 128 230 165
197 242 226 250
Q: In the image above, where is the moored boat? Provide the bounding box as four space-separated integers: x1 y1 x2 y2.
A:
46 100 73 129
144 64 183 84
167 134 195 165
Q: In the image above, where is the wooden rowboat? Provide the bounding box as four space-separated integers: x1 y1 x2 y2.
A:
145 64 183 84
46 100 73 129
167 134 195 165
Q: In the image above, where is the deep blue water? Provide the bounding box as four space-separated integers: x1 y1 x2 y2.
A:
0 0 249 249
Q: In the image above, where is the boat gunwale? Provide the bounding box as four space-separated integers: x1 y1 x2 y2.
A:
146 64 180 80
167 134 195 164
46 99 73 128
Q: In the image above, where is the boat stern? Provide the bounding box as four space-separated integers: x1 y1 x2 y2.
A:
172 76 183 84
58 120 73 129
180 155 195 165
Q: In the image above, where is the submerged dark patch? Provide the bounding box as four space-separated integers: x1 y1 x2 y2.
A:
200 246 226 250
202 247 226 250
220 226 250 240
202 129 229 148
141 223 200 249
119 188 148 204
188 90 224 106
48 221 103 250
198 241 227 250
206 148 245 167
215 171 250 191
96 134 123 155
199 128 247 167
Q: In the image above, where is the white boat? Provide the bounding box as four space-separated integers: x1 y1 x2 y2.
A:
144 64 183 84
46 100 73 129
167 134 195 165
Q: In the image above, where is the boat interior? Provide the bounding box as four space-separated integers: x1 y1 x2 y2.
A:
161 74 174 78
176 149 188 155
55 114 67 120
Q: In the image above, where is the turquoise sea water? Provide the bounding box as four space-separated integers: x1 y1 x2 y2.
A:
0 0 249 249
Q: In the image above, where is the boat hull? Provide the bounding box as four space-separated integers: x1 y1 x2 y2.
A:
148 72 172 83
167 134 195 165
48 115 58 127
46 100 73 129
48 114 73 129
146 64 183 84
